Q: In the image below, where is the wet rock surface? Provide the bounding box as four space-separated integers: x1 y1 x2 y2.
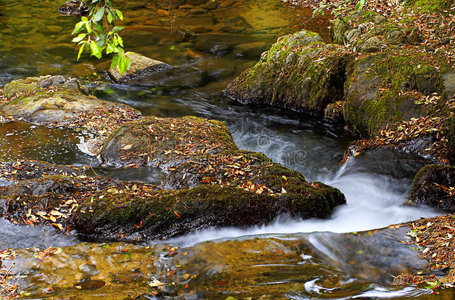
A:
0 165 345 242
0 76 140 126
99 115 237 168
0 76 142 154
108 52 172 84
58 0 89 16
409 164 455 212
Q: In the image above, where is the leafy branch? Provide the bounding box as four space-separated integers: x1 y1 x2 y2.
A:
72 0 131 75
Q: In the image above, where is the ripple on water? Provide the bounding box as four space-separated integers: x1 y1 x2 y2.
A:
1 232 448 298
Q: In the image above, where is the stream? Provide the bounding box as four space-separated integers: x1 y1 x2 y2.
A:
0 0 452 298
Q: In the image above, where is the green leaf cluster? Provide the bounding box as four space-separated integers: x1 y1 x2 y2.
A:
72 0 131 75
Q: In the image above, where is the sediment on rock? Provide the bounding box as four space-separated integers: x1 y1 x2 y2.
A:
99 115 237 168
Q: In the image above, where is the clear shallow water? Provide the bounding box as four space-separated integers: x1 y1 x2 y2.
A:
0 0 448 298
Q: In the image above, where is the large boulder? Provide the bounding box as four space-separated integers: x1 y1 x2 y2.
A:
98 116 237 168
344 48 454 137
0 75 140 126
409 164 455 212
225 30 352 116
108 52 172 84
0 172 345 242
0 76 142 154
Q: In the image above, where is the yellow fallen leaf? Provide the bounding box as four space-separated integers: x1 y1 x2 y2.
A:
148 278 164 288
50 210 64 216
52 223 64 231
122 144 133 150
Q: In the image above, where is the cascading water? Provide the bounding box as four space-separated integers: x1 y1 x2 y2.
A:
168 117 441 247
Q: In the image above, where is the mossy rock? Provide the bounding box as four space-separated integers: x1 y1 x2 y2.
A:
0 75 140 125
331 10 422 52
0 175 156 230
344 48 452 137
75 183 344 241
99 115 238 168
225 30 353 116
409 164 455 212
0 173 345 242
405 0 454 12
163 150 308 190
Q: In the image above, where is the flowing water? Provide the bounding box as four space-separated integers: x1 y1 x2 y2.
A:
0 0 451 298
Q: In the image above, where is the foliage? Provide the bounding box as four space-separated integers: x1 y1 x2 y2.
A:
72 0 131 75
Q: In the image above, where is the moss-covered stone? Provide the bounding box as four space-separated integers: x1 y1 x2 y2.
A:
406 0 454 12
0 75 141 126
75 182 344 241
0 76 142 154
409 164 455 212
163 150 305 190
344 48 452 137
225 30 352 116
331 10 422 52
0 172 345 242
99 115 238 168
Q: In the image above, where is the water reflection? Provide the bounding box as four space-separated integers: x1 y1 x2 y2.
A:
0 121 91 165
2 230 448 298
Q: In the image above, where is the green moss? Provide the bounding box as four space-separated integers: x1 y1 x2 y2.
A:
344 49 445 136
77 181 345 238
1 166 345 241
406 0 454 12
226 30 351 115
